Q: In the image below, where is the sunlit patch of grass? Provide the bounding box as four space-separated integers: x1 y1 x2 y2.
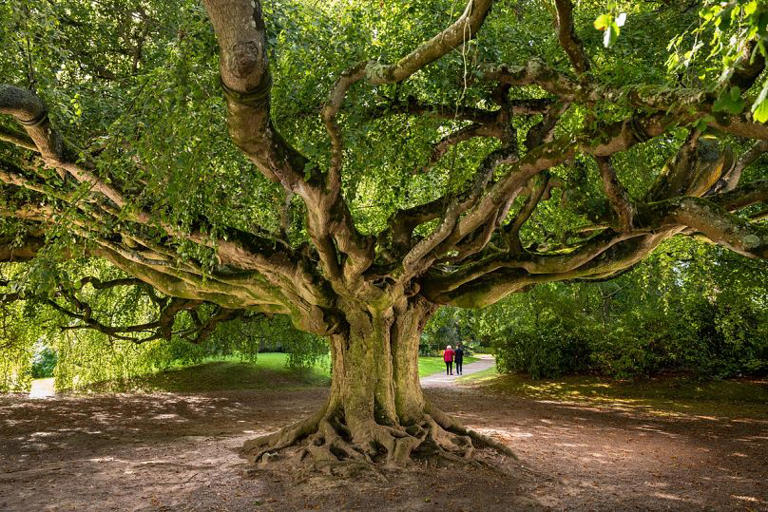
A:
456 366 498 383
418 356 478 377
461 370 768 419
79 353 331 393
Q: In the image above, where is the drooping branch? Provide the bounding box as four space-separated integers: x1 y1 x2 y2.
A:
0 82 333 318
417 122 506 174
0 273 240 344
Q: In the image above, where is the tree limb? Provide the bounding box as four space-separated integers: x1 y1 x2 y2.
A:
365 0 494 85
554 0 590 74
596 156 635 231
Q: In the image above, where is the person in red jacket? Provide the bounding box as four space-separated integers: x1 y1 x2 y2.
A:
443 345 455 375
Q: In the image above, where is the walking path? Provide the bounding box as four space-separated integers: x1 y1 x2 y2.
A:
420 354 496 388
28 378 55 398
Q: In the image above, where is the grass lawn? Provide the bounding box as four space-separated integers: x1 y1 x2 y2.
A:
418 355 478 377
85 353 330 393
460 368 768 419
77 353 474 393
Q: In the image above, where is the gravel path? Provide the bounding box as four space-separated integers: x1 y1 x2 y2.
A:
420 354 496 388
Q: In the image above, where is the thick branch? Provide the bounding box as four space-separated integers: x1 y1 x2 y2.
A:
0 126 37 152
656 197 768 259
0 234 45 262
484 60 768 141
0 85 62 162
503 175 553 252
715 140 768 193
554 0 590 74
596 156 635 231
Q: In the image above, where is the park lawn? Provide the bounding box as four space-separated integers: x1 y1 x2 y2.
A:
82 353 331 393
76 353 473 393
460 368 768 419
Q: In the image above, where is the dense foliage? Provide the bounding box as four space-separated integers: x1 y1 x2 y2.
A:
0 258 326 392
461 237 768 379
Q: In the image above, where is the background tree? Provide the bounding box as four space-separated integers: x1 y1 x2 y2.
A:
475 237 768 379
1 0 767 465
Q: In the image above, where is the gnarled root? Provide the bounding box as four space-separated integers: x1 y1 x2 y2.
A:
242 407 326 462
241 404 515 468
427 401 518 460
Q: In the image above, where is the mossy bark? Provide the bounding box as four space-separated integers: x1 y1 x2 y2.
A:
242 297 513 467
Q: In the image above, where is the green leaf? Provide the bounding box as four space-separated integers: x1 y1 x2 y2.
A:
713 86 746 114
603 23 620 48
594 14 612 31
751 83 768 123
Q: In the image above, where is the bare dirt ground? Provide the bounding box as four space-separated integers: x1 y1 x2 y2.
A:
1 382 767 511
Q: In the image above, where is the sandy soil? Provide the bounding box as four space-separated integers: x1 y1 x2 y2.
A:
1 384 766 511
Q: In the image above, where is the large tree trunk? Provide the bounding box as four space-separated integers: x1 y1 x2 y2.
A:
242 297 513 467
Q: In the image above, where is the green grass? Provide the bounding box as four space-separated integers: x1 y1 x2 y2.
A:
418 356 478 377
85 353 331 393
461 369 768 419
80 353 472 393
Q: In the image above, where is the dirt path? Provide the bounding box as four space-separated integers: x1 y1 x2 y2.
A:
420 354 495 388
1 382 766 511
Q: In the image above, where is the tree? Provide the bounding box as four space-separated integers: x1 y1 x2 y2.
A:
0 0 766 466
477 237 768 379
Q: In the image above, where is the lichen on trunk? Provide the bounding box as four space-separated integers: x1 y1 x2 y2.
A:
242 297 514 467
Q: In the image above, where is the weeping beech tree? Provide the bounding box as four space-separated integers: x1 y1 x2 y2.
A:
1 0 767 465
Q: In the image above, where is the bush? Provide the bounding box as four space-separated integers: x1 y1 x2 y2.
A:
470 239 768 380
31 345 57 378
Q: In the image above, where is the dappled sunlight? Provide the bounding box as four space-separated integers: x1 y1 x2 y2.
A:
1 382 766 511
471 373 768 423
427 378 768 509
731 495 766 506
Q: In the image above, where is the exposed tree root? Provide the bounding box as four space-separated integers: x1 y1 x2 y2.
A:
241 404 515 468
426 401 518 460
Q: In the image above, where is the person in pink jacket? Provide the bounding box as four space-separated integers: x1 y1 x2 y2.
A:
443 345 455 375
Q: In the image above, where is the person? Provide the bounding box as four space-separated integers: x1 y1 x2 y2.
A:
455 343 465 375
443 345 455 375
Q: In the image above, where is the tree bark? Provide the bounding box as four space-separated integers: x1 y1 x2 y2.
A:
242 296 512 467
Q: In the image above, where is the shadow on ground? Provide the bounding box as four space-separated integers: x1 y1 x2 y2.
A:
0 383 766 511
